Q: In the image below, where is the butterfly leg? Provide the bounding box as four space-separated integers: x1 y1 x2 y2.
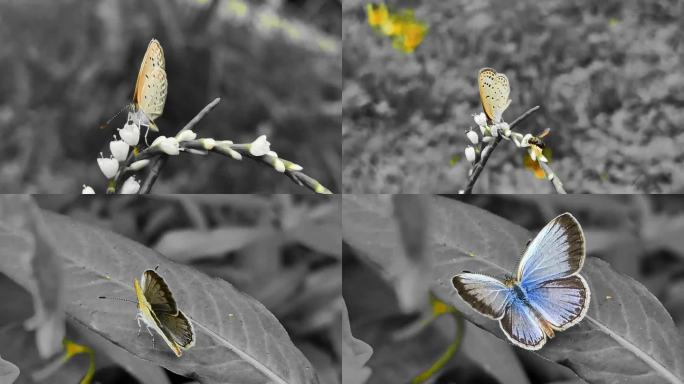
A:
136 313 142 337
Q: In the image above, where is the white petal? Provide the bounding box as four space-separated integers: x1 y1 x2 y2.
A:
109 140 129 162
466 131 479 145
120 176 140 194
176 130 197 142
249 135 271 156
129 159 150 171
81 185 95 194
97 157 119 179
465 146 476 163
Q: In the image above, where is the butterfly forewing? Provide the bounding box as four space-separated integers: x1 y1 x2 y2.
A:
516 213 586 286
525 275 590 330
452 273 513 319
478 68 511 123
142 270 178 315
132 39 167 132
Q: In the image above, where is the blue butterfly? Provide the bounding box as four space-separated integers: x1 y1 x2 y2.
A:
452 213 590 350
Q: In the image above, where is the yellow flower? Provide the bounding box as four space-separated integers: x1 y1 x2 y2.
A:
393 20 427 53
366 3 389 28
381 14 404 36
523 146 552 179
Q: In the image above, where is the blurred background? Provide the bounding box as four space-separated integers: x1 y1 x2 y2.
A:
0 195 341 383
344 195 684 383
0 0 340 193
342 0 684 193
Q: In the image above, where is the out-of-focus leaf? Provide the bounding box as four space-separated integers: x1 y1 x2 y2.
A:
342 195 432 314
342 300 372 384
0 355 19 384
460 322 530 384
0 210 318 384
153 226 275 261
0 196 65 358
343 195 684 384
0 324 88 384
300 342 340 384
71 320 171 384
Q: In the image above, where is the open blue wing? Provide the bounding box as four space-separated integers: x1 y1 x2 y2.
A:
452 273 513 320
516 213 585 287
525 275 590 330
499 298 546 350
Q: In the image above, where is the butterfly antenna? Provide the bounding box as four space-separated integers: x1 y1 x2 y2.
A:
99 105 129 129
98 296 138 305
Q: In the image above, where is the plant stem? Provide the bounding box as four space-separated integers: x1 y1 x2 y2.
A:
463 105 541 194
138 98 222 194
539 162 567 194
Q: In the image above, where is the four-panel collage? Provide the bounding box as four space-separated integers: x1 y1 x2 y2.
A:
1 1 684 384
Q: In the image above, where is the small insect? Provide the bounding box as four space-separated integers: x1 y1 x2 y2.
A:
452 213 590 350
131 39 168 132
478 68 511 124
100 268 195 357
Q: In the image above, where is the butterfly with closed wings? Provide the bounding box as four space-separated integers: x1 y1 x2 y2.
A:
452 213 590 350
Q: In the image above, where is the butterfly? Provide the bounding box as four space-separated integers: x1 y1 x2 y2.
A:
452 213 590 350
478 68 511 124
134 269 195 357
131 39 168 132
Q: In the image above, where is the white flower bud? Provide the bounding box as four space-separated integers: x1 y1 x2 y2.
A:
176 130 197 142
466 130 479 145
267 150 278 158
97 156 119 179
118 121 140 146
81 185 95 194
274 159 285 172
465 146 476 163
287 162 303 171
200 138 216 150
120 176 140 194
474 112 487 127
498 122 511 137
129 159 150 171
249 135 271 156
151 136 180 155
110 140 129 162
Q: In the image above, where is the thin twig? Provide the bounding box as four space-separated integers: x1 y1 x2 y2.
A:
463 105 541 194
182 141 333 194
138 98 222 194
539 162 567 194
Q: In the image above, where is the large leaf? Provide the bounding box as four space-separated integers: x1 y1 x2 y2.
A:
0 210 318 384
0 355 19 384
342 195 684 384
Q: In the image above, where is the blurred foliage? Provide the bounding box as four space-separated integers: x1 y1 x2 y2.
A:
344 195 684 383
0 195 340 383
343 0 684 193
0 0 340 193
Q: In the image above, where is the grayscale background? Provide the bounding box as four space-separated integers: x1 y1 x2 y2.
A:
343 0 684 193
0 0 340 193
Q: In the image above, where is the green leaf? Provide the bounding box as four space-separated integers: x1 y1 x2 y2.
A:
0 210 318 384
343 195 684 384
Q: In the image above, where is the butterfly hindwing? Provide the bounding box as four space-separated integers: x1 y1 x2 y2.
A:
516 213 585 287
525 275 590 330
452 273 513 320
157 309 195 349
500 298 546 350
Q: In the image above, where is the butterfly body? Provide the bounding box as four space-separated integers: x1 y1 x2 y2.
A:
452 213 590 350
130 39 167 132
134 269 194 357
